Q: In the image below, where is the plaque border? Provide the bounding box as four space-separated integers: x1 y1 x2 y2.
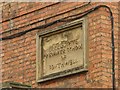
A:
36 18 88 83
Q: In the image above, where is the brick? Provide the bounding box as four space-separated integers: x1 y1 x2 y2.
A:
0 2 119 88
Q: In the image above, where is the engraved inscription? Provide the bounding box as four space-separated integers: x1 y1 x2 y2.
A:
42 27 84 76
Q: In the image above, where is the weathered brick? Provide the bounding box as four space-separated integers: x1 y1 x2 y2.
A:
0 2 119 88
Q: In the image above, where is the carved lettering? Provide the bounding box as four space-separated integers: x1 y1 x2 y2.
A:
43 40 83 59
49 59 78 70
42 28 84 76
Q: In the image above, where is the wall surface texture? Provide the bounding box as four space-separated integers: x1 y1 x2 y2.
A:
0 2 120 88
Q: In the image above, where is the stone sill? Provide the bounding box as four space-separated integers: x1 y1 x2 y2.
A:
37 68 88 83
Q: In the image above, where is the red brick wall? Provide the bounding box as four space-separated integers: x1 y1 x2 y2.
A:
0 2 119 88
118 1 120 89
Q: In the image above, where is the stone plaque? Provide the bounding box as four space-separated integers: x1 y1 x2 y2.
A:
36 18 88 82
43 27 83 76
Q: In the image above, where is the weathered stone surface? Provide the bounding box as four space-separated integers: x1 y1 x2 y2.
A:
42 27 84 76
